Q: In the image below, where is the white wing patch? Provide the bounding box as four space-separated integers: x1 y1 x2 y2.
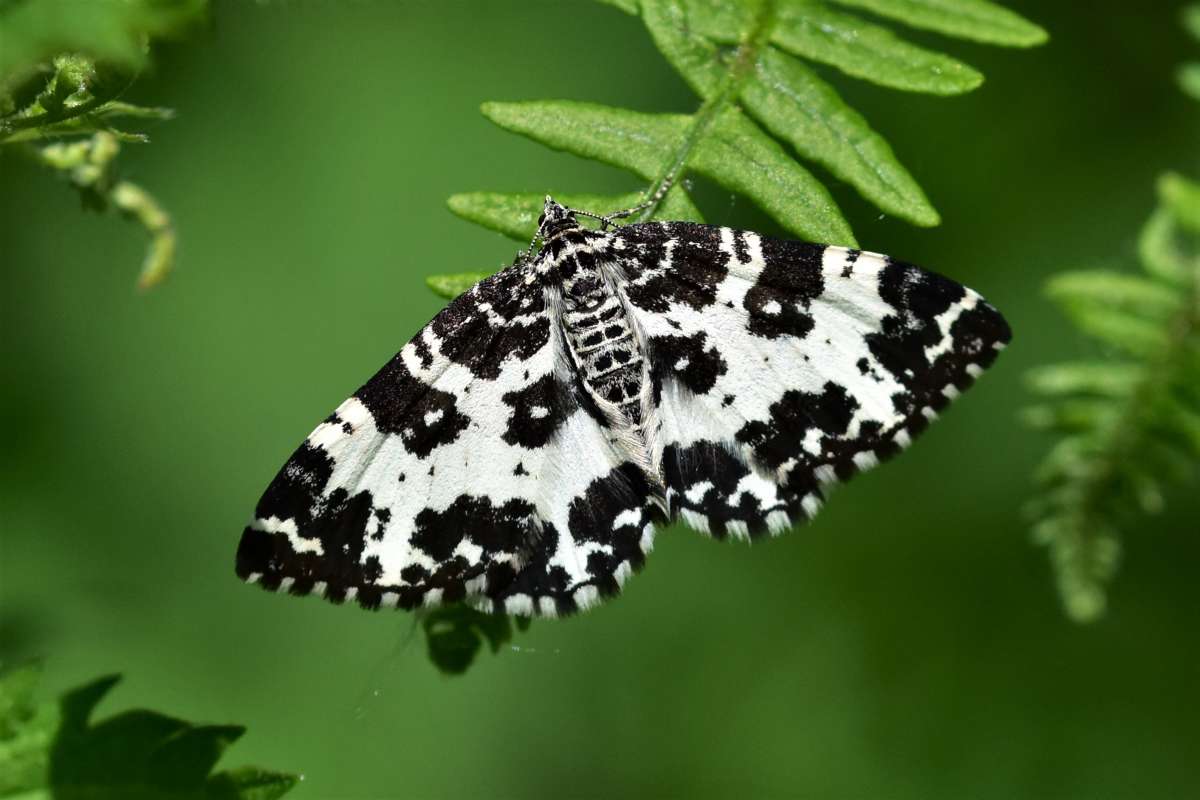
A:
612 222 1010 540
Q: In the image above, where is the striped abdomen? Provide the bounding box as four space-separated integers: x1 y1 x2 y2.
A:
561 267 645 426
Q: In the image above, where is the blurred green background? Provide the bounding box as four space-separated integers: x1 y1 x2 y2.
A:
2 1 1198 797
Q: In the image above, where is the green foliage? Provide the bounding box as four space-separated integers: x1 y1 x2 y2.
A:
0 1 207 289
1180 4 1200 100
481 99 854 244
0 663 297 800
425 272 493 301
28 130 176 289
422 606 531 676
1025 173 1200 622
823 0 1047 47
434 0 1044 291
0 0 206 83
0 664 57 798
449 189 703 243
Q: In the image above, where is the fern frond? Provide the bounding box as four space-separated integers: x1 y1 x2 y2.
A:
1026 173 1200 622
480 98 854 244
434 0 1044 290
1 2 206 289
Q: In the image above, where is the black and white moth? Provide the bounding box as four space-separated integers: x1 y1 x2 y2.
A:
236 197 1010 617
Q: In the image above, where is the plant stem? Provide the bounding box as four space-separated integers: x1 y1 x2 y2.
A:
0 70 137 145
638 0 778 220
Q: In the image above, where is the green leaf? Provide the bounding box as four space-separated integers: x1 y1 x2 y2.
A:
91 101 174 121
1177 62 1200 102
594 0 640 14
0 666 298 800
482 100 682 181
482 99 855 244
1138 208 1193 285
1160 394 1200 457
823 0 1048 47
655 0 754 43
742 46 938 225
447 192 545 241
422 606 526 676
0 663 57 798
425 272 491 300
205 768 299 800
1054 305 1169 357
149 725 246 790
1023 399 1121 434
1183 3 1200 42
698 107 856 244
1046 270 1182 320
680 0 983 95
1031 436 1103 485
1025 362 1143 398
1158 171 1200 234
0 663 42 738
656 183 708 220
1126 468 1166 515
768 1 984 95
640 0 727 98
448 189 703 242
1034 513 1120 623
48 674 298 800
0 0 208 85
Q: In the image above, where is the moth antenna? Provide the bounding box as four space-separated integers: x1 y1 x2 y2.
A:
521 231 540 263
568 208 611 229
592 176 676 229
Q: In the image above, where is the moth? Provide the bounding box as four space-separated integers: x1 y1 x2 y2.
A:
236 196 1010 617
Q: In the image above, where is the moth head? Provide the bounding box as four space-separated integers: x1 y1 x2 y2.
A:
537 196 578 239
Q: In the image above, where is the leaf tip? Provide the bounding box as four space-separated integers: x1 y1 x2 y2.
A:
1024 24 1051 47
960 69 985 94
479 100 506 122
1003 17 1050 48
910 205 941 227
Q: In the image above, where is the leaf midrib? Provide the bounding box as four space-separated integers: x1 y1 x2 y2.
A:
639 0 778 221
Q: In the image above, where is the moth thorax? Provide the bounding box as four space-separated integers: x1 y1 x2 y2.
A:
562 267 646 426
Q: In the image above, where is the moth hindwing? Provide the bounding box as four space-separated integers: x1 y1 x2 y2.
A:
237 197 1010 617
